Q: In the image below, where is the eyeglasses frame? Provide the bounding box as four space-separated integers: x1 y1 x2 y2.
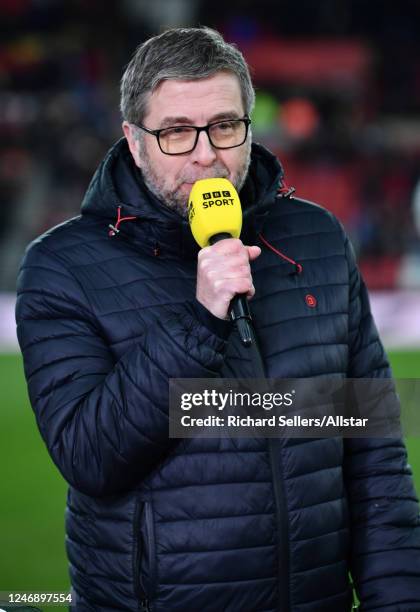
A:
132 116 251 155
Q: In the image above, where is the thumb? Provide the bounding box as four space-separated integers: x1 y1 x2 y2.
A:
247 245 261 261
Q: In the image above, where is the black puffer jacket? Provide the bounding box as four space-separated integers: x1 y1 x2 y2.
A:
16 139 420 611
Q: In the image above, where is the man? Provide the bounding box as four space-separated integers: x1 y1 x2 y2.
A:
16 27 420 612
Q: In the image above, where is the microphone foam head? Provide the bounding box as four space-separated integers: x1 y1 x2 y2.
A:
188 178 242 247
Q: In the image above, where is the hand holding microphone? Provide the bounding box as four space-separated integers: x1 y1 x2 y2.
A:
196 238 260 319
188 178 261 347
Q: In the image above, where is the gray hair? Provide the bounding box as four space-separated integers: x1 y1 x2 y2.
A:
120 27 255 124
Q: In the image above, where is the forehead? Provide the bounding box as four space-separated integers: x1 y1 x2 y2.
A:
144 71 244 125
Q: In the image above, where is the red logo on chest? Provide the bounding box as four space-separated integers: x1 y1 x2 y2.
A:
305 294 317 308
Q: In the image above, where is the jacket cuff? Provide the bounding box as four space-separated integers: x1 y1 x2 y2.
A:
190 299 233 340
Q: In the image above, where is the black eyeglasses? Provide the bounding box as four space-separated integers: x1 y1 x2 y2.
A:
133 116 251 155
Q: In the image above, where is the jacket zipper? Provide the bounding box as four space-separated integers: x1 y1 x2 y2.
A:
248 330 290 610
268 439 290 611
133 498 151 612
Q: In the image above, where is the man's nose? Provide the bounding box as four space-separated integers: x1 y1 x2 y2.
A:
190 130 217 165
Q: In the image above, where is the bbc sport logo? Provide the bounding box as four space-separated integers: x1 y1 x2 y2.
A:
202 190 231 199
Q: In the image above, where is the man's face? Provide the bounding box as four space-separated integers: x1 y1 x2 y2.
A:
123 71 251 217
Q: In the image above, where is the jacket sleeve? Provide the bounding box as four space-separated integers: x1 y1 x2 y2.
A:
16 241 228 498
343 234 420 610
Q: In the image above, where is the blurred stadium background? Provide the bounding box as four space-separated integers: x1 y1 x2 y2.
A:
1 0 419 607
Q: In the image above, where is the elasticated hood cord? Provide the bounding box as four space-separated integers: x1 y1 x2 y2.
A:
258 233 303 275
258 178 302 276
108 206 137 237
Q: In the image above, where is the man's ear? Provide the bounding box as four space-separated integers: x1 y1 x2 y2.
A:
122 121 142 168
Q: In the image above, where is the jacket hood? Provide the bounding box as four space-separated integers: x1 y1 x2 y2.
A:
80 137 283 259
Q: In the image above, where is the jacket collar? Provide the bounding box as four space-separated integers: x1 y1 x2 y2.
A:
81 137 283 259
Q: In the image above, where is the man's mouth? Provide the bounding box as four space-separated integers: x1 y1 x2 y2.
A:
179 182 194 194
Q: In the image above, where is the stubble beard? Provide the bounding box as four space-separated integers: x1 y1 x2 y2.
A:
139 139 252 218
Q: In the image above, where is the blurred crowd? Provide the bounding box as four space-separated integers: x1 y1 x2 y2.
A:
1 0 420 290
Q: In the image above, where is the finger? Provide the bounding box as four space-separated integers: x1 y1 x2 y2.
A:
247 245 261 260
246 283 255 298
211 238 243 256
201 251 251 272
210 264 251 280
214 277 254 296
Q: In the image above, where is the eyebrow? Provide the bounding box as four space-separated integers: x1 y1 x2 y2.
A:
158 111 242 129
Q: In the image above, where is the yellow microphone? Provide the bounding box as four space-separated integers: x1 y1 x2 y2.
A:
188 178 253 347
188 178 242 247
